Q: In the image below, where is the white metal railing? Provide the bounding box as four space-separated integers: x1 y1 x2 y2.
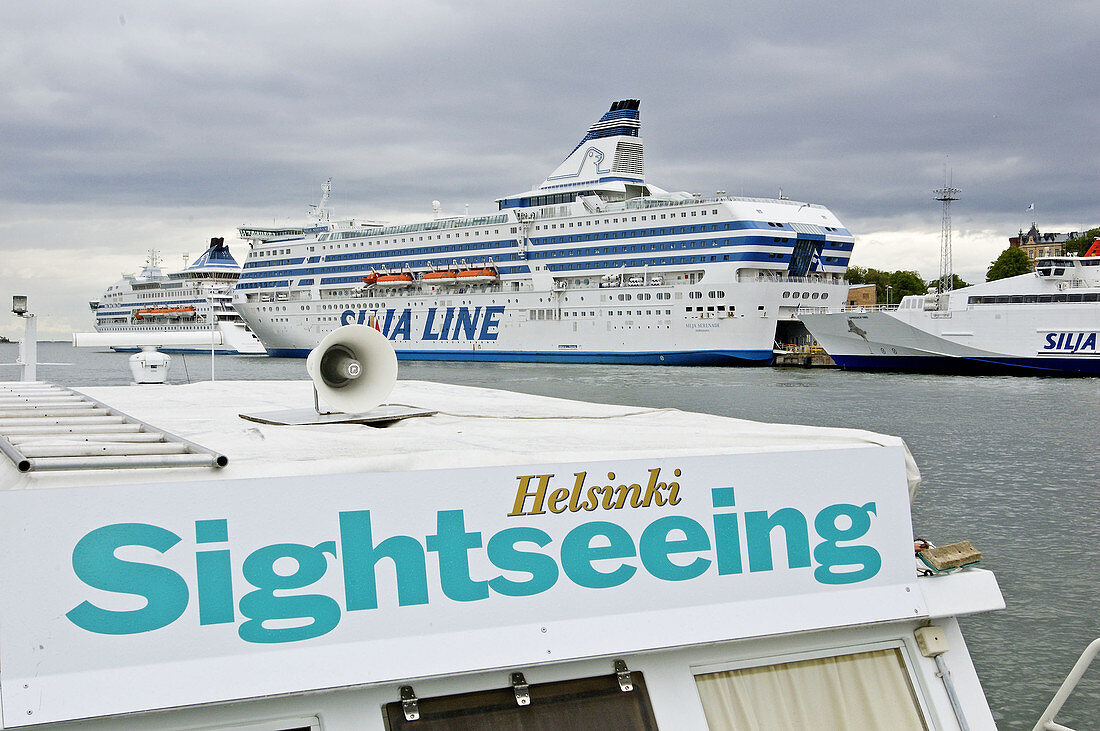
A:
1033 637 1100 731
840 304 899 313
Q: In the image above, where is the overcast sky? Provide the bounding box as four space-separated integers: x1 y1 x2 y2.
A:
1 1 1097 339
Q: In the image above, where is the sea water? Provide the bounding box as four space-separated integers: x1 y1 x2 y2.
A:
4 342 1098 729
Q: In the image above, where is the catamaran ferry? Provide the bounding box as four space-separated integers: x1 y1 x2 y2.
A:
90 239 265 354
802 254 1100 375
233 100 854 363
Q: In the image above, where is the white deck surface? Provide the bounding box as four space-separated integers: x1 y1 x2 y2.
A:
1 379 920 492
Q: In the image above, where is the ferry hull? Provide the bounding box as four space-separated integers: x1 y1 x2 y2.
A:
803 309 1100 376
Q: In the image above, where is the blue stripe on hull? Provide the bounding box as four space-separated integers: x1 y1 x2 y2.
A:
832 354 1100 376
111 347 255 355
265 348 774 366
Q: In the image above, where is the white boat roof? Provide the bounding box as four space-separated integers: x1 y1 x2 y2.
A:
2 380 920 495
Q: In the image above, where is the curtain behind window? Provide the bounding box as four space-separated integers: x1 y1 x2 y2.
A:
695 648 926 730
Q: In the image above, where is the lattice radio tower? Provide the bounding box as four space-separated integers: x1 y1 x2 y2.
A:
933 176 961 293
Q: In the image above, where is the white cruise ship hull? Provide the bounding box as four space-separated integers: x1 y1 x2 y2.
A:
96 320 267 355
241 275 850 364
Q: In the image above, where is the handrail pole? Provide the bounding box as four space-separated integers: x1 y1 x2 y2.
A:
1033 637 1100 731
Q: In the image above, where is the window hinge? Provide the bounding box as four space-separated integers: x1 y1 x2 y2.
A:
511 671 531 706
400 685 420 721
615 659 634 692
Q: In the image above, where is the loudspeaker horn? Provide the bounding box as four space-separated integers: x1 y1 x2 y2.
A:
305 325 398 414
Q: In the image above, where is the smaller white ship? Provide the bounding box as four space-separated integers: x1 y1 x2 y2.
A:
90 238 266 354
802 254 1100 374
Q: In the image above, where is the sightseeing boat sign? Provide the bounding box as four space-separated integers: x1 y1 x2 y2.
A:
0 448 920 726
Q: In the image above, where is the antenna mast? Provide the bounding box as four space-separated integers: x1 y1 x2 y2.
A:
933 176 961 293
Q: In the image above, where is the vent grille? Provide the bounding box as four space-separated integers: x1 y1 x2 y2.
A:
613 141 644 177
789 222 824 235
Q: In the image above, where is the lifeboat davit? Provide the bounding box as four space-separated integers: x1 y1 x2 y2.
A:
375 273 415 288
456 268 498 285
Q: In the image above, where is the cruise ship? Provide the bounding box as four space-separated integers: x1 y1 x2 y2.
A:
233 100 854 363
802 254 1100 374
90 239 266 354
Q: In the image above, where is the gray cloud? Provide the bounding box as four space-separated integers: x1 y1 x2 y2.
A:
1 0 1097 336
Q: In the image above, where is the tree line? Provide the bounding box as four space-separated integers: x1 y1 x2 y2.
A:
845 267 970 305
849 226 1098 302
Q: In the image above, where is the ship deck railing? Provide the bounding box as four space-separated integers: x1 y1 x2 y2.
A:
839 304 899 313
1034 637 1100 731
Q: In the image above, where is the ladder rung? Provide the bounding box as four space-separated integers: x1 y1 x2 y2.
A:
18 443 190 458
26 453 225 471
0 416 126 427
0 407 104 418
7 432 165 444
2 424 144 435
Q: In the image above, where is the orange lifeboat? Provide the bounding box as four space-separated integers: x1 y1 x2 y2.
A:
456 267 498 285
375 273 415 288
422 270 459 285
134 305 196 319
362 272 380 286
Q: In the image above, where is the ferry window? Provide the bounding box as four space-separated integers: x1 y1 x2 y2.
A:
695 647 925 730
821 293 828 300
383 671 658 730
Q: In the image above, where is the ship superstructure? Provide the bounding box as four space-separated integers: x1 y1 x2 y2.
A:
233 101 854 363
90 239 265 354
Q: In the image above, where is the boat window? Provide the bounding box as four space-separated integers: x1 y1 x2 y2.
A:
382 671 658 730
695 647 925 730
